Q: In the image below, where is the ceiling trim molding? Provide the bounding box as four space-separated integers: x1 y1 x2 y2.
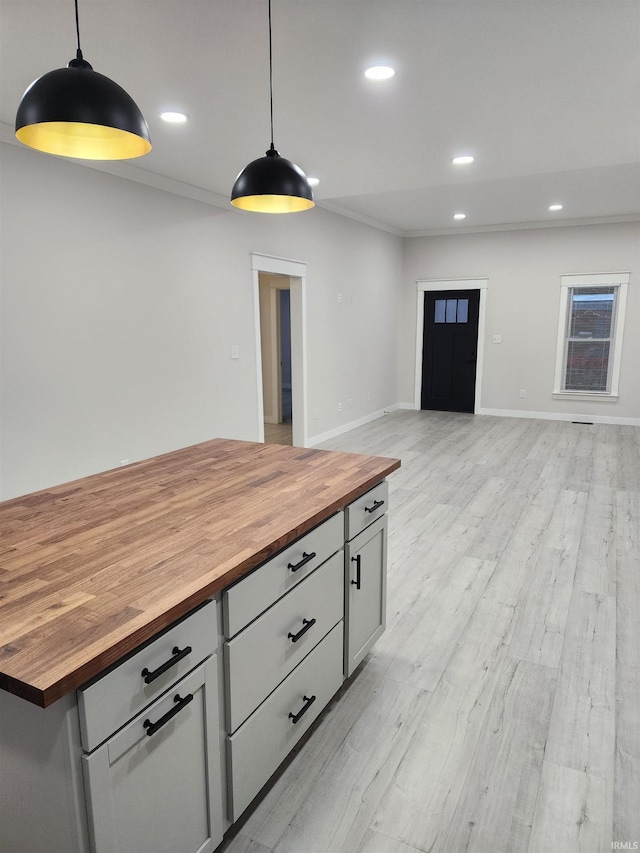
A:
2 122 402 233
3 122 638 236
314 200 404 237
406 213 640 239
1 121 231 211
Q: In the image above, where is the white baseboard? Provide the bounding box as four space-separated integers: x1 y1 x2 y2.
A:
308 403 638 447
307 409 388 446
388 402 417 411
307 402 414 446
476 406 640 427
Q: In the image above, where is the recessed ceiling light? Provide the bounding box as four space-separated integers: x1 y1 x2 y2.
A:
160 111 188 124
453 213 466 220
364 65 395 81
452 155 474 165
307 177 320 187
549 203 563 211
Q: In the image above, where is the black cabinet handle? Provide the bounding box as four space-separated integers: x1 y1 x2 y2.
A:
287 551 316 573
143 693 193 736
287 618 316 643
365 498 385 514
289 694 316 724
351 554 361 590
141 645 192 684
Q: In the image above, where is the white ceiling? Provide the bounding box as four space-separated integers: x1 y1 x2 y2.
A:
2 0 639 235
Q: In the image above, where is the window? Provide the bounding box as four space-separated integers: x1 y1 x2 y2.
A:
554 273 629 399
434 298 469 324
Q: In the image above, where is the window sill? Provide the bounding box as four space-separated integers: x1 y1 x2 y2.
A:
552 391 619 402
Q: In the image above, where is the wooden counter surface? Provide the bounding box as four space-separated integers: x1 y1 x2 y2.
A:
0 439 399 707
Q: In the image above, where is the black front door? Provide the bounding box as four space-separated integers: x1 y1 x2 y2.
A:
421 289 480 413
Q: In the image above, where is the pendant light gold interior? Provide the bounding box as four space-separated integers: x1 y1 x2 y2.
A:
230 0 313 213
15 2 151 161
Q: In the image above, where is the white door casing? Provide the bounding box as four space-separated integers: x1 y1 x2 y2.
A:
414 278 488 413
251 253 308 447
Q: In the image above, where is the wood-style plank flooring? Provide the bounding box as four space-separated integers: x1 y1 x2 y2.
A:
264 421 293 446
221 411 640 853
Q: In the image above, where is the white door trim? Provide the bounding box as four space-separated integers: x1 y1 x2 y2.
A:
414 278 488 412
251 253 308 446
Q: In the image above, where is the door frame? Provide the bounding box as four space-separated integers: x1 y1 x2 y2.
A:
414 278 488 412
251 253 308 447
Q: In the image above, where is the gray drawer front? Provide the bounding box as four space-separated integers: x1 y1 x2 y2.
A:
345 480 388 541
223 511 344 638
226 621 344 822
78 600 217 752
225 550 343 732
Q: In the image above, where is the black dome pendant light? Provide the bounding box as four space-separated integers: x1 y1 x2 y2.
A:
15 0 151 160
231 0 314 213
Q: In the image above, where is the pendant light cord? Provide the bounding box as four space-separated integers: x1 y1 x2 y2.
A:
268 0 275 150
74 0 84 62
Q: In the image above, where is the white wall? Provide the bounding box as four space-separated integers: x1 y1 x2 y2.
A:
5 142 634 501
402 222 640 422
246 204 404 439
0 142 404 499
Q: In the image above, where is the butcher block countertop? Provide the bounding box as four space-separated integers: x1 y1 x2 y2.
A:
0 438 400 707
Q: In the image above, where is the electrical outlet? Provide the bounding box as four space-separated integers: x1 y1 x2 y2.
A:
338 402 343 412
338 293 343 303
519 389 526 398
493 334 502 344
230 344 240 359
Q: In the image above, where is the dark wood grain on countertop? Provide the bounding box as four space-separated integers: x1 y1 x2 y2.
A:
0 439 400 706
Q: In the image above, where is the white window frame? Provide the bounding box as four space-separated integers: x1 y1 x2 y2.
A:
553 272 629 401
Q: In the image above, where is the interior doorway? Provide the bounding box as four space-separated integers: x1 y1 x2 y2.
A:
251 252 308 448
259 273 292 446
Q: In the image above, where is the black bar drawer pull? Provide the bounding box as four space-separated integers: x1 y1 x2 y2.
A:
351 554 361 590
287 551 316 573
143 693 193 737
289 694 316 724
141 645 192 684
288 618 316 643
364 498 385 514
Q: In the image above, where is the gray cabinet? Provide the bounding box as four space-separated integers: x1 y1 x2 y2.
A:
223 511 344 639
79 601 223 853
82 659 222 853
223 486 391 823
0 480 392 852
222 512 346 822
344 488 388 677
224 551 344 733
226 622 344 820
345 479 388 541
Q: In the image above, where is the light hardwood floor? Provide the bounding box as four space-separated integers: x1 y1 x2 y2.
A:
222 411 640 853
264 421 293 446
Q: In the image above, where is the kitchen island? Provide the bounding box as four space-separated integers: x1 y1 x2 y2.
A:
0 438 399 853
